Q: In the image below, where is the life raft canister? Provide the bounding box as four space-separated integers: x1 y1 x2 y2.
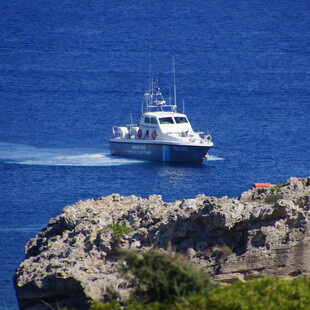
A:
152 130 157 140
252 183 271 189
138 129 142 138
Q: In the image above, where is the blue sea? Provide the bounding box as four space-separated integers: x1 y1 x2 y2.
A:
1 0 310 308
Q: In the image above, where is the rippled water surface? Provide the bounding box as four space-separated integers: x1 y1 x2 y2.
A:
1 0 310 308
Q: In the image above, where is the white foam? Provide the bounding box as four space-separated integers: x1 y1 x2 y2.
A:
20 154 144 166
207 154 225 161
0 142 223 166
0 142 145 167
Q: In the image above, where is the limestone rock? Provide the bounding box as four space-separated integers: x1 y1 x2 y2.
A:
14 176 310 309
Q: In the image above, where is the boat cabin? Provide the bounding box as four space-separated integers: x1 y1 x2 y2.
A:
139 112 193 133
111 79 211 145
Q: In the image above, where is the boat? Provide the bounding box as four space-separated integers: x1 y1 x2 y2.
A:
109 75 213 164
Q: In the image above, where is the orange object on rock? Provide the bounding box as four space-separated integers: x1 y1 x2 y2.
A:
252 183 271 189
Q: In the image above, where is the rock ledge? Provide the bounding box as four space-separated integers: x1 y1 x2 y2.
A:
14 177 310 309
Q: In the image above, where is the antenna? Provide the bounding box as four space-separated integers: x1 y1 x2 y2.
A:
173 56 177 108
148 44 152 107
169 86 171 105
183 99 185 114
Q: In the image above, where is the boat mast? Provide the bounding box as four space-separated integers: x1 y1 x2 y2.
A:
148 45 153 108
173 56 177 109
144 51 177 113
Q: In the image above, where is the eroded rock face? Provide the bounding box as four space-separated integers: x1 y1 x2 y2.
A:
14 177 310 309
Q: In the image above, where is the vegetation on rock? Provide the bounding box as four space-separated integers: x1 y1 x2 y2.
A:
91 275 310 310
119 249 215 303
98 222 133 241
270 182 288 193
264 193 284 204
91 249 310 309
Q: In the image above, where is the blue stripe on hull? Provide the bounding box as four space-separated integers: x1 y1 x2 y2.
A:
161 145 170 162
110 140 212 164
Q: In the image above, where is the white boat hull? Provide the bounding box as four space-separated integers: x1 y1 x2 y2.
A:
109 139 212 164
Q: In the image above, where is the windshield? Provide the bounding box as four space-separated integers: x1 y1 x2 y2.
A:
174 117 188 124
159 117 174 124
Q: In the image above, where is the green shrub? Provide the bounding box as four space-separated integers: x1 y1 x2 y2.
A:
270 182 287 193
184 276 310 310
93 275 310 309
265 193 283 204
119 249 215 303
98 222 133 241
90 300 121 310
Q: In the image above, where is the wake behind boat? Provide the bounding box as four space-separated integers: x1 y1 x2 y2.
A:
109 75 213 164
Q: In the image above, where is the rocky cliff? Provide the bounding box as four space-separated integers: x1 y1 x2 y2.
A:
14 176 310 309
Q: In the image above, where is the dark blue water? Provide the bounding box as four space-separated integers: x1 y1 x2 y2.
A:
1 0 310 308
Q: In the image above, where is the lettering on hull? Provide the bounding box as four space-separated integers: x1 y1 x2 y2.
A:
172 146 189 152
129 145 151 155
132 145 146 150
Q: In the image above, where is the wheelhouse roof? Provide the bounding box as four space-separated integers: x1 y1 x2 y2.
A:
142 111 187 118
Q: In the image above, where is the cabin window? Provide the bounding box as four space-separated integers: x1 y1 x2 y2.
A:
151 117 157 124
144 117 150 123
174 117 188 124
159 117 174 124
